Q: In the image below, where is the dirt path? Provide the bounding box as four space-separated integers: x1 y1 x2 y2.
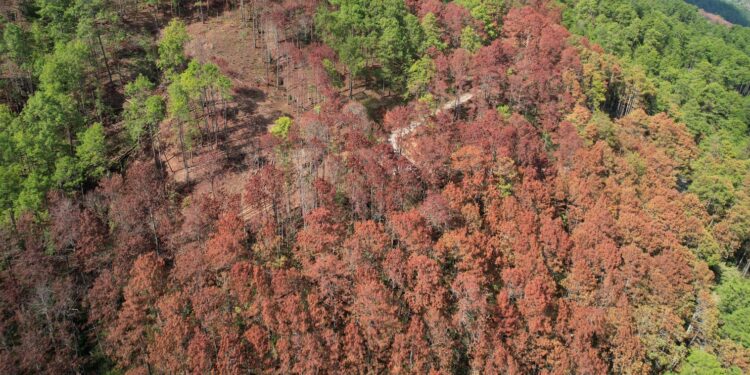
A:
164 11 471 221
389 93 474 162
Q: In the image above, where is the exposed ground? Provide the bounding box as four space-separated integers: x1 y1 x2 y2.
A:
158 10 294 198
390 93 474 163
157 10 472 218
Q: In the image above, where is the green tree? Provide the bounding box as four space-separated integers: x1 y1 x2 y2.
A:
721 308 750 348
17 90 82 172
3 23 35 71
157 18 189 73
167 76 194 181
270 116 293 139
457 0 506 40
420 13 447 52
39 39 89 96
52 155 82 190
377 14 422 91
406 55 435 98
125 75 163 144
76 122 107 180
317 0 423 96
0 106 21 226
460 26 482 53
672 349 741 375
712 265 750 361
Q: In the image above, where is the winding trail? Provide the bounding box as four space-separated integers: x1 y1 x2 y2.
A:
240 94 474 222
389 93 474 161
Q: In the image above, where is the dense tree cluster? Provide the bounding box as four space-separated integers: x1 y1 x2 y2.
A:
1 0 749 373
0 0 161 224
561 1 750 369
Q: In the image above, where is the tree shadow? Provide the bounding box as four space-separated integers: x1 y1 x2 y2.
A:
233 86 265 115
173 1 238 25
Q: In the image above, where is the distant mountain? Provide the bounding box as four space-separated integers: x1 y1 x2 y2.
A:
686 0 750 26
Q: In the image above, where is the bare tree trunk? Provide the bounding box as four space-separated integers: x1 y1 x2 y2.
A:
8 210 16 234
349 71 353 99
97 33 114 87
150 123 163 176
240 0 246 25
177 121 190 183
148 206 160 255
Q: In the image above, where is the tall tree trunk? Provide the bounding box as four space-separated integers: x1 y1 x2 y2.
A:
150 123 163 177
148 206 160 255
349 71 353 99
223 97 229 133
97 33 114 87
240 0 245 25
8 210 16 234
177 121 190 183
66 126 75 156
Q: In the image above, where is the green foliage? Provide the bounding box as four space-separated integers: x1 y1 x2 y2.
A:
690 133 750 218
124 75 165 145
497 104 511 119
3 23 34 68
322 58 343 88
17 90 82 168
460 26 482 53
406 55 435 97
672 349 741 375
377 13 423 90
145 95 166 127
562 0 750 135
157 18 189 73
562 0 750 271
715 266 750 350
690 173 736 216
418 93 437 111
270 116 293 139
39 39 89 95
17 171 48 214
721 308 750 348
316 0 424 93
456 0 506 40
166 60 232 152
0 106 21 222
420 13 447 52
11 89 87 211
76 122 107 180
52 155 81 190
695 235 724 267
33 0 79 45
215 73 232 102
0 0 134 220
167 77 191 122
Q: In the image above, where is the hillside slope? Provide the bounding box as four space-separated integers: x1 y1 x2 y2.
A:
1 0 749 374
686 0 750 25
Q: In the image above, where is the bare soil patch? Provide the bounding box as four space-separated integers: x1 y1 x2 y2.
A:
158 10 294 199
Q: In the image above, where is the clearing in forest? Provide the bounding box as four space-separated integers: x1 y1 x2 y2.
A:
159 10 294 197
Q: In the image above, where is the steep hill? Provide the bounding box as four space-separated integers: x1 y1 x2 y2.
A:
1 0 749 374
686 0 750 26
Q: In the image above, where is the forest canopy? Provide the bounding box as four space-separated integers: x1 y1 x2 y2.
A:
1 0 750 373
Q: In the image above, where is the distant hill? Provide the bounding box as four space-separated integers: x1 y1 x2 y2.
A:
686 0 750 26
